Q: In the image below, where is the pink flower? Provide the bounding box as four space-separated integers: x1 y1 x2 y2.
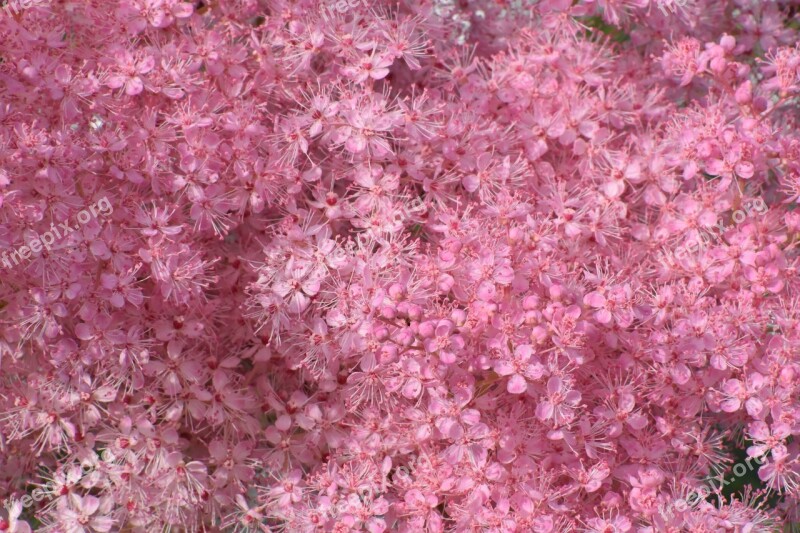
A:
105 49 155 96
536 376 582 426
492 344 544 394
422 319 465 365
718 374 764 415
61 494 114 532
0 501 31 533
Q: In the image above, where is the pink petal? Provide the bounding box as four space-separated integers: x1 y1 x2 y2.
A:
507 374 527 394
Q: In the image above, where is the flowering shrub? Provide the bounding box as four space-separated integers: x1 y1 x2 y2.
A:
2 0 800 531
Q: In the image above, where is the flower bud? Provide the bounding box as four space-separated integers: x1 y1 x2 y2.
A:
735 81 752 104
720 35 736 52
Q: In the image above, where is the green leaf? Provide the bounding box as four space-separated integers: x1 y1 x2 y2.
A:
579 16 631 44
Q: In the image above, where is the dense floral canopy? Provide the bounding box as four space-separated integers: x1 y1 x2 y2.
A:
1 0 800 531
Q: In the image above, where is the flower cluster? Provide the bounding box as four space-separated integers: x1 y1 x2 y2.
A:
1 0 800 531
654 195 767 267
